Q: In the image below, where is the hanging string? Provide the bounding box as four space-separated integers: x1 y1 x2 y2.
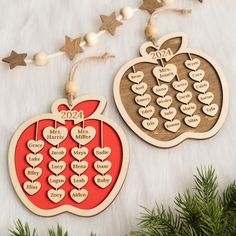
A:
65 53 115 106
145 7 192 45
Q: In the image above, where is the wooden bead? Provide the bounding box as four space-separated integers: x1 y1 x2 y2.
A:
84 32 98 47
162 0 175 5
64 81 77 96
145 25 158 39
33 52 48 66
120 7 134 20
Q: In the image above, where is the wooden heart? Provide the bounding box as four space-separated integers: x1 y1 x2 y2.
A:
49 147 66 161
160 107 177 121
193 80 209 93
172 79 188 92
153 64 177 83
180 103 197 116
152 84 169 97
94 160 112 175
94 174 112 189
71 147 89 161
176 91 192 104
203 104 219 117
70 175 88 189
71 161 88 175
24 167 42 181
27 140 44 153
131 82 148 95
70 189 88 203
142 118 158 131
164 119 181 133
26 153 43 167
47 189 65 203
135 94 151 107
138 106 155 119
43 127 68 146
198 92 214 105
185 58 200 71
184 115 201 128
94 147 111 161
23 181 41 195
48 161 66 175
189 69 205 82
128 71 144 84
156 95 172 109
48 175 66 189
71 126 96 145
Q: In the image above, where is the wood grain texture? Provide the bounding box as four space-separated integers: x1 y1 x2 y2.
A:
114 33 228 147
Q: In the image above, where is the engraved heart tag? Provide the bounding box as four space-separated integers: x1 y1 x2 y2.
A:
71 147 89 161
128 71 144 84
43 127 68 146
94 147 111 161
26 153 43 167
70 189 88 203
27 140 44 153
71 126 96 145
70 175 88 189
142 118 158 131
47 189 65 203
153 64 177 83
94 174 112 189
49 147 66 161
23 181 41 195
94 160 112 175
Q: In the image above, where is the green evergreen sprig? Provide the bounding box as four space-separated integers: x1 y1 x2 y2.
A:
129 167 236 236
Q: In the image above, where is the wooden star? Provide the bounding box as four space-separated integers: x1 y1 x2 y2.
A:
2 50 27 69
140 0 164 14
100 12 123 36
60 36 83 60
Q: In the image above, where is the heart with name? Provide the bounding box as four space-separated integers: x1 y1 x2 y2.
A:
189 69 205 82
128 71 144 84
94 160 112 175
164 119 181 133
176 91 192 104
70 175 88 189
142 118 158 131
193 80 209 93
71 126 96 146
198 92 214 105
26 153 43 167
153 64 177 83
156 95 172 109
152 84 169 97
70 189 88 203
71 147 89 161
48 161 66 175
49 147 66 161
135 94 151 107
94 147 111 161
131 82 148 95
202 104 219 117
43 126 68 146
184 115 201 128
180 103 197 116
185 58 201 71
160 107 177 121
47 189 65 203
138 105 155 119
23 181 41 195
27 140 44 153
94 174 112 189
172 79 188 92
71 161 88 175
48 175 66 189
24 167 42 181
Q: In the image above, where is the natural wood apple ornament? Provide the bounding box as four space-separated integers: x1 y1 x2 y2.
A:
114 33 228 148
9 55 129 216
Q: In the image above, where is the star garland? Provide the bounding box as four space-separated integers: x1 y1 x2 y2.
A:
1 0 203 70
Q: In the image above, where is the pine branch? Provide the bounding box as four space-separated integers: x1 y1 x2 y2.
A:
9 219 37 236
129 167 236 236
48 225 68 236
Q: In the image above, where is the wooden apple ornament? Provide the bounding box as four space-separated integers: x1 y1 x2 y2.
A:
114 33 228 148
9 96 129 216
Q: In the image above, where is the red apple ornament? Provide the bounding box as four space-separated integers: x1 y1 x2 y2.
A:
9 96 129 216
